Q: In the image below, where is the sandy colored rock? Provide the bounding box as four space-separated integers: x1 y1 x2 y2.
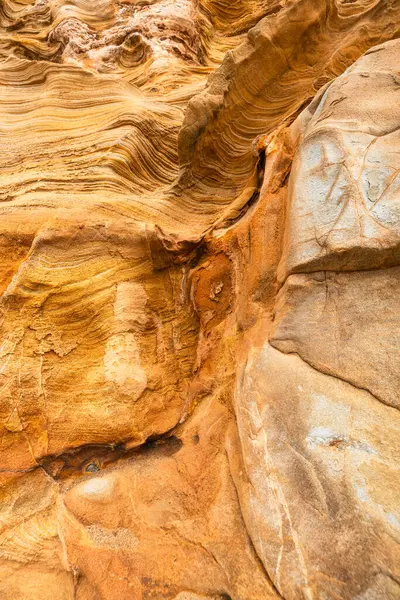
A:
0 1 399 599
278 40 400 280
0 469 73 600
60 397 278 599
234 342 400 599
270 267 400 409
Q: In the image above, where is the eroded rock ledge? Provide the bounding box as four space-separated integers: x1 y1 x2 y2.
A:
0 1 399 599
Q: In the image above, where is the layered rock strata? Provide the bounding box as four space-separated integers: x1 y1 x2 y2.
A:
0 1 399 599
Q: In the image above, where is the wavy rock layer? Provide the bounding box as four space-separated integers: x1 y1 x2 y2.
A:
0 1 399 599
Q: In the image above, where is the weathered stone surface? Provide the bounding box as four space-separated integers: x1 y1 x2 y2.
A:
278 40 400 280
0 469 73 600
235 343 400 599
60 397 278 599
0 1 399 599
270 268 400 409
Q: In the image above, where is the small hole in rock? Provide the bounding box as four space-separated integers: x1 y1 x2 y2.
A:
85 462 100 473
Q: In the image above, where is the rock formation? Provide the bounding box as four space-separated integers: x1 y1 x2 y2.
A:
0 1 399 598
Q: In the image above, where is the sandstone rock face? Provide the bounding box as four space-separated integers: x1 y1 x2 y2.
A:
0 1 399 599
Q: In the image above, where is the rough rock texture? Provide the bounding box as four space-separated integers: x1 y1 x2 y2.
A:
0 1 399 599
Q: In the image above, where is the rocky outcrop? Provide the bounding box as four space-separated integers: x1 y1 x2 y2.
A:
0 1 399 599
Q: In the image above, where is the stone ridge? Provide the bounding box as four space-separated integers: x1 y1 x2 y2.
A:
0 1 399 599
